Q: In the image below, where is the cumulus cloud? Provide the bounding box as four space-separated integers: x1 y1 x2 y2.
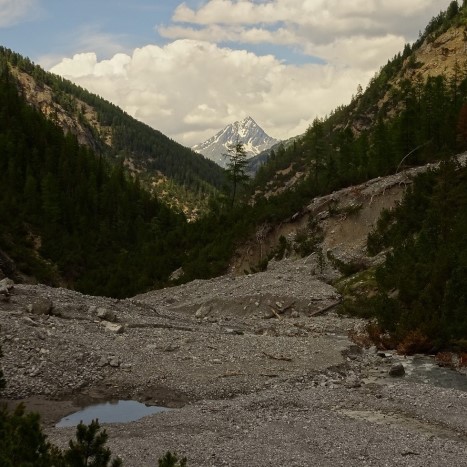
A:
170 0 440 37
0 0 37 27
51 40 371 146
160 1 443 70
49 1 446 146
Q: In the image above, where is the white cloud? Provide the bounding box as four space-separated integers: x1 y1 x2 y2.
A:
50 39 370 146
166 0 443 52
171 0 440 33
159 24 299 46
0 0 37 27
309 34 406 71
49 1 447 147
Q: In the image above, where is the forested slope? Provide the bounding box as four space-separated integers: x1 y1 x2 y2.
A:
0 57 188 298
364 159 467 350
252 1 467 202
0 46 226 216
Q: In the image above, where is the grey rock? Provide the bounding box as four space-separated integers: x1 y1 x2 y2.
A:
97 307 117 322
0 278 14 295
109 356 120 367
195 304 212 319
344 376 362 389
22 316 39 327
102 321 124 334
286 328 300 337
36 330 47 340
28 298 53 315
169 267 184 281
98 357 108 367
389 363 405 377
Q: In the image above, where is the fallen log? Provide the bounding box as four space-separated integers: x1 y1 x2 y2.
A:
308 300 341 317
262 351 292 362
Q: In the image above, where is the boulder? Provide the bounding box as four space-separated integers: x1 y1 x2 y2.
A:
102 321 124 334
345 376 362 389
28 298 53 315
0 278 14 295
96 307 117 322
109 356 120 367
169 267 184 281
389 363 405 377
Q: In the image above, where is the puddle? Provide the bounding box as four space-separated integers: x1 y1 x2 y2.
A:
56 400 170 427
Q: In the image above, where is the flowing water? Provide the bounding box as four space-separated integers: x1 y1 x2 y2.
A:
392 354 467 392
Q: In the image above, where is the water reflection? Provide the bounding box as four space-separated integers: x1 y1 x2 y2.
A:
56 400 170 427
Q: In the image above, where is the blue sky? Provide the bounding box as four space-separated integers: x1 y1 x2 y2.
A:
1 1 325 66
0 0 448 146
1 1 176 65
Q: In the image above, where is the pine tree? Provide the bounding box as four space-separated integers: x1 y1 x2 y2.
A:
64 419 122 467
158 451 187 467
224 141 249 206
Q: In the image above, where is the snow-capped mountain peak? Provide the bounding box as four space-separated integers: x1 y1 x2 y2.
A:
192 117 278 168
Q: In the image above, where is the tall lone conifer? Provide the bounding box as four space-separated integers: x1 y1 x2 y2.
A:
224 141 249 206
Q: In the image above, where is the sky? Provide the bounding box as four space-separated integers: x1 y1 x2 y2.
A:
1 0 449 147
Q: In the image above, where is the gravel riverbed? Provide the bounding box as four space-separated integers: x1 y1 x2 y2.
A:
1 260 467 466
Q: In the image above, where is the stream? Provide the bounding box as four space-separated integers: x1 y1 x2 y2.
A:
390 353 467 392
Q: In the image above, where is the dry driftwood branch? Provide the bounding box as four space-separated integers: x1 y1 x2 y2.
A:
279 301 296 314
218 371 245 378
262 351 292 362
268 306 282 320
309 300 341 317
268 301 296 319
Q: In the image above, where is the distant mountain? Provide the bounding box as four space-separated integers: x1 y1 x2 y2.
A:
192 117 279 168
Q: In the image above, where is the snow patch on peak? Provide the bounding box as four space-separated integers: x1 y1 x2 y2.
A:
192 117 278 168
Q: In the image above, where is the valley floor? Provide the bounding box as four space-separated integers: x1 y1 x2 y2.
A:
1 259 467 466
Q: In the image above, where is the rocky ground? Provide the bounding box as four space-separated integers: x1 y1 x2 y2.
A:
1 258 467 466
